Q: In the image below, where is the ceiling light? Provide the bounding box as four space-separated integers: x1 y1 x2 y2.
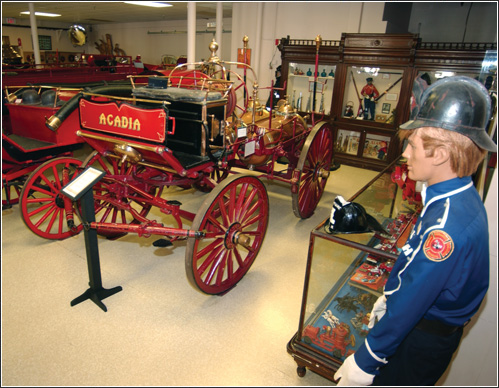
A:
20 11 61 17
124 2 172 7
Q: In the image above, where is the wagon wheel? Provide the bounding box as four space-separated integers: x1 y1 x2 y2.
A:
185 174 269 295
292 121 333 219
20 157 83 239
81 151 158 239
211 69 249 119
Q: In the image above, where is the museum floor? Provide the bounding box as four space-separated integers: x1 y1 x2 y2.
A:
1 149 380 386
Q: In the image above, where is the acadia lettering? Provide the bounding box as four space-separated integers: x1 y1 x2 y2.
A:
99 113 141 131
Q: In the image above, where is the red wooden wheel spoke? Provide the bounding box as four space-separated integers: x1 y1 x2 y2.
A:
215 251 230 286
215 196 230 228
196 238 225 263
39 171 60 194
27 200 55 217
205 216 226 235
34 204 57 229
198 243 225 277
26 185 55 199
241 210 266 230
50 164 63 190
44 207 62 234
233 247 245 267
205 249 226 285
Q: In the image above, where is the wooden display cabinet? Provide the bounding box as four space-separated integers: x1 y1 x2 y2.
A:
279 36 341 118
286 158 422 382
278 33 496 172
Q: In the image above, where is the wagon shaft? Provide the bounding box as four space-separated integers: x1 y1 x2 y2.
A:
90 221 204 239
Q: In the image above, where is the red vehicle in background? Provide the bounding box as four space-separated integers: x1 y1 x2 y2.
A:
2 54 145 88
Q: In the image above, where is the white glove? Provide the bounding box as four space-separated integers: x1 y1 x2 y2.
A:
368 294 387 329
334 354 375 386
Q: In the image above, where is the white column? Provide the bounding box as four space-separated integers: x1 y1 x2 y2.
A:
29 2 41 65
254 2 264 76
216 2 223 60
187 2 196 69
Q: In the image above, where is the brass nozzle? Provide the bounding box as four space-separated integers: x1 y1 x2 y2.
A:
46 115 62 132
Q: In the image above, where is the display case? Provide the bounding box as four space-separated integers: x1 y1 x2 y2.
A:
279 34 496 172
287 158 423 382
279 36 341 119
286 63 336 115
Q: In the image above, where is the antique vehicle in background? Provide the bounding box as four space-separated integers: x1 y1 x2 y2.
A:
5 36 334 295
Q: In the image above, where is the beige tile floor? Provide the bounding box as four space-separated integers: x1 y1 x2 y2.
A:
1 157 379 386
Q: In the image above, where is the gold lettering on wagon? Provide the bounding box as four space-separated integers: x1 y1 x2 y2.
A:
99 113 141 131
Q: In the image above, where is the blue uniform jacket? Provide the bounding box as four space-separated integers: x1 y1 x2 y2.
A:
354 176 490 375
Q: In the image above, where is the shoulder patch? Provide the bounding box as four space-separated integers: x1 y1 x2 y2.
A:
423 230 454 262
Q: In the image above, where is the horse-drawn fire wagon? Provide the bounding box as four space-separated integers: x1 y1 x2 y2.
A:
3 36 334 295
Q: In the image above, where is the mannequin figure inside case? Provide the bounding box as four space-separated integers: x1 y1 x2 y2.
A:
360 77 379 120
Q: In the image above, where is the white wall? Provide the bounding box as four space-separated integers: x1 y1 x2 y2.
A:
2 22 88 55
229 2 388 107
89 17 232 65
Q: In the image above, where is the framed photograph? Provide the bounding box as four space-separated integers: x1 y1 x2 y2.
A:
381 103 391 114
335 129 361 155
38 35 52 50
362 134 391 160
343 66 403 123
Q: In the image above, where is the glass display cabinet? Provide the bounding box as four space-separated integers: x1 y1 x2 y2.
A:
342 65 404 124
286 63 336 115
287 158 423 382
278 36 341 120
279 33 496 172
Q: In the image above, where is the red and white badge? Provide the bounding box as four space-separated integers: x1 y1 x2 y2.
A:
424 230 454 262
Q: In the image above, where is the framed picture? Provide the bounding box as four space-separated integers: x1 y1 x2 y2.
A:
362 134 391 160
38 35 52 50
336 129 361 155
386 93 398 101
343 66 403 122
381 103 391 114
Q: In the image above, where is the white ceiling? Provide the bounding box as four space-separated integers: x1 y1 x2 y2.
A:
1 1 233 25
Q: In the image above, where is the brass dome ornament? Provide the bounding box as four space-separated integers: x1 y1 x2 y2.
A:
208 39 220 63
315 34 322 50
68 25 87 46
276 97 297 118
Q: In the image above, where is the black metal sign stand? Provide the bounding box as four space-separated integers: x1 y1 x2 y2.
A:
62 167 122 312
